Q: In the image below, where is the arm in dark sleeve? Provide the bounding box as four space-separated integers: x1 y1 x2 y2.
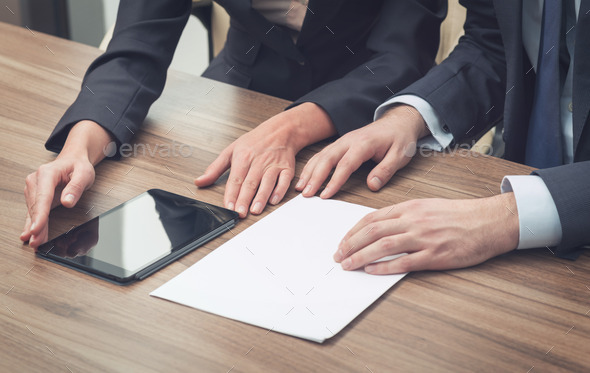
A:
533 161 590 257
45 0 192 154
290 0 447 135
395 0 506 143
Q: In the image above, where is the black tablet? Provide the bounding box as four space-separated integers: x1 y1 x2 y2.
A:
37 189 238 285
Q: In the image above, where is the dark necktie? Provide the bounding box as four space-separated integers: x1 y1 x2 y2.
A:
525 0 564 168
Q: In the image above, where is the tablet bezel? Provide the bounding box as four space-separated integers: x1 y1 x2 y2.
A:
36 189 238 285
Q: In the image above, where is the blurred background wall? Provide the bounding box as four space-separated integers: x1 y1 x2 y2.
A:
0 0 209 75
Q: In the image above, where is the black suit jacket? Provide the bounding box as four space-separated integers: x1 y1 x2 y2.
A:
396 0 590 256
45 0 446 152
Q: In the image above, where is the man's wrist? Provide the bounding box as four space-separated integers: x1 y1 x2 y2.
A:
380 104 430 140
492 192 520 251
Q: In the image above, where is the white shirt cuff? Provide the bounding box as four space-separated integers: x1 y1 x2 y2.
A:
375 95 454 151
501 175 562 249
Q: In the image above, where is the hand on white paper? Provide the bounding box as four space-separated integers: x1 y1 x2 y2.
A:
334 194 520 274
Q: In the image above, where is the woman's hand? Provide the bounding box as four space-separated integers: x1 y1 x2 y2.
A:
195 103 336 217
21 120 112 248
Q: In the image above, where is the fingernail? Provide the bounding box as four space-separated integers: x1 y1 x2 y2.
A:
30 234 36 243
333 249 342 262
64 193 75 204
303 185 312 195
370 176 382 189
227 202 235 210
252 202 262 214
270 195 279 205
338 238 346 252
295 179 304 189
20 231 26 238
30 222 36 232
365 264 376 274
237 205 246 216
320 187 330 199
341 258 352 270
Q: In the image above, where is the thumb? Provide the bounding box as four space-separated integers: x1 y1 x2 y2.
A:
61 164 95 208
367 143 415 191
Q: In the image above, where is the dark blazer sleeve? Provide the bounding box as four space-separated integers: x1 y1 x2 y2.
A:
393 0 589 255
290 0 447 136
533 162 590 257
393 0 506 143
45 0 192 154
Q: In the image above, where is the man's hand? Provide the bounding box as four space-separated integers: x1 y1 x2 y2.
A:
21 120 112 248
195 103 336 218
334 193 520 274
296 104 430 199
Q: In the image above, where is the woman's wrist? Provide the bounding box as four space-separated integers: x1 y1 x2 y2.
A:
277 102 338 152
59 120 113 165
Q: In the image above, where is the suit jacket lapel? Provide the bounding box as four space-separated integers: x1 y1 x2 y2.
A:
297 0 343 46
494 0 528 160
493 0 523 89
573 0 590 154
216 0 305 62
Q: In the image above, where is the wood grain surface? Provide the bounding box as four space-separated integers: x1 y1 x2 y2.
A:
0 22 589 372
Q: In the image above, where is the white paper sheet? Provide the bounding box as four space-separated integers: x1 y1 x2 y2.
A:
151 195 407 343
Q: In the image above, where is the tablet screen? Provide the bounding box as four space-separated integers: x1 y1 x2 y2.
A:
38 189 237 280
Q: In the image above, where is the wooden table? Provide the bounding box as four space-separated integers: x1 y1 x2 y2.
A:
1 22 589 372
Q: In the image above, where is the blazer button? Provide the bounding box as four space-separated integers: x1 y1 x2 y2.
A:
568 102 573 112
299 61 305 66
